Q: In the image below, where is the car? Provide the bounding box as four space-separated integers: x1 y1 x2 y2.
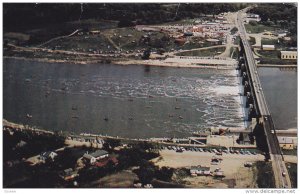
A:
199 148 203 152
282 172 286 177
176 149 183 153
251 151 257 155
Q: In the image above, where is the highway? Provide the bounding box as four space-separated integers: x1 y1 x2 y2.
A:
236 9 292 188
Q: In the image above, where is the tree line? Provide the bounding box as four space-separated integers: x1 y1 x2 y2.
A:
4 3 247 32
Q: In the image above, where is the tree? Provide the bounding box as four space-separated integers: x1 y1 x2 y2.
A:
104 138 121 150
155 167 174 182
117 19 135 27
136 160 157 185
142 49 151 60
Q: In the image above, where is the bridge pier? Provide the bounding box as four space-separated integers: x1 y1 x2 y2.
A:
240 64 246 77
246 92 254 108
248 104 257 121
242 72 248 85
243 81 251 96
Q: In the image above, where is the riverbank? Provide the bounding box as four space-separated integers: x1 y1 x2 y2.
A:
3 51 236 69
2 119 253 149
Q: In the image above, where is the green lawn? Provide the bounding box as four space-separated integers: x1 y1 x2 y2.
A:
245 24 278 34
257 50 280 59
261 38 278 45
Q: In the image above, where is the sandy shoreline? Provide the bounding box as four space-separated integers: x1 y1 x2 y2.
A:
3 55 235 69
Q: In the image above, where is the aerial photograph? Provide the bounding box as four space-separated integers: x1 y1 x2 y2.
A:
2 1 298 190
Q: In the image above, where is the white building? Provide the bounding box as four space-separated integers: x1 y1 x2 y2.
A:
280 51 297 60
83 150 109 164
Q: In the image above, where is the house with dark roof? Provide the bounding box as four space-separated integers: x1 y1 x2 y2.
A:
83 150 109 164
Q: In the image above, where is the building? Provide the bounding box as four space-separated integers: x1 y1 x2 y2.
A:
60 168 79 181
262 45 275 51
278 137 294 150
83 150 109 164
280 51 297 60
93 156 118 167
247 14 261 22
276 31 287 38
39 151 57 162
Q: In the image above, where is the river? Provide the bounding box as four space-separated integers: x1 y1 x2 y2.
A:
3 58 246 138
258 67 297 130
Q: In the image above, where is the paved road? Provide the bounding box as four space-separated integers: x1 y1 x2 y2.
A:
236 8 291 188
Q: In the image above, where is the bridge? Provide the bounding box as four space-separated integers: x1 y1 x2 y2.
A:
236 9 292 188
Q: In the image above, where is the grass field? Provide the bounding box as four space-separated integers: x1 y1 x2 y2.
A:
261 38 278 45
255 161 275 188
245 24 279 34
257 50 280 59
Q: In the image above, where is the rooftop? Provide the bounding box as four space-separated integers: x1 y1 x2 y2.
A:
83 150 108 159
278 137 293 144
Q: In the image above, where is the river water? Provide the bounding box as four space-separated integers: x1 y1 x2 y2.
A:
3 58 246 138
258 67 297 130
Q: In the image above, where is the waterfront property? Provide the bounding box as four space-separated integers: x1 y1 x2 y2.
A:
280 51 297 60
277 137 295 150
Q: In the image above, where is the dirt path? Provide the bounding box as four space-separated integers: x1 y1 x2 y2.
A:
38 29 81 47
